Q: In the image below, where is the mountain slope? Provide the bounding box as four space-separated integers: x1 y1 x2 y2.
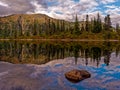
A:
0 14 73 38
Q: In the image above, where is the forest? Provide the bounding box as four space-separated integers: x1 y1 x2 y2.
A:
0 13 120 40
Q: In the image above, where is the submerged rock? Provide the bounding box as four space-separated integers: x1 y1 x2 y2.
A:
65 69 91 83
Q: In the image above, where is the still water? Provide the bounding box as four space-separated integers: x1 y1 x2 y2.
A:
0 41 120 90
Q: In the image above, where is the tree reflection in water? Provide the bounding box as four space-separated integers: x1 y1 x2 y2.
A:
0 41 120 66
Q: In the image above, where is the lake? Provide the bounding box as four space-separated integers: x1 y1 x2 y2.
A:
0 41 120 90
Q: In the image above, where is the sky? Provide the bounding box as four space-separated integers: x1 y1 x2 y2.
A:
0 0 120 25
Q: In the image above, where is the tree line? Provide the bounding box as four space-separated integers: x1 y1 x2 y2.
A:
0 13 120 39
74 13 115 33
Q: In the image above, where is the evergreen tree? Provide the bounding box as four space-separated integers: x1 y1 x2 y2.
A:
96 13 102 33
104 14 111 31
90 18 94 32
74 14 80 35
85 15 89 32
57 20 60 34
81 24 85 32
97 13 102 33
48 19 51 35
33 19 38 35
116 23 119 31
92 17 97 33
51 21 56 34
92 13 102 33
62 20 65 32
60 20 63 32
116 23 120 34
81 19 85 32
17 16 24 36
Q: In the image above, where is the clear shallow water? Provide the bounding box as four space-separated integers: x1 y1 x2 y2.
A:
0 41 120 90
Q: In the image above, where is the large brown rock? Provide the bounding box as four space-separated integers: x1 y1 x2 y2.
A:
65 69 91 83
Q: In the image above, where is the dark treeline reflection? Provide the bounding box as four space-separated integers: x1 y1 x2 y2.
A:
0 41 120 66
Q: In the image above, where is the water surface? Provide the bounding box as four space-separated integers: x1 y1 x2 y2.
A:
0 41 120 90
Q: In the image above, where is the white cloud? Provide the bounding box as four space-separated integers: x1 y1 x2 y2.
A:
101 0 117 4
105 7 120 15
0 1 8 7
105 5 117 9
32 0 99 21
0 0 120 25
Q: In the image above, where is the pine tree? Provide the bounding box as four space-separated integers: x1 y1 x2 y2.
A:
33 19 38 35
51 21 56 34
62 20 65 32
74 14 80 35
85 14 89 32
104 14 111 31
94 13 102 33
90 18 93 32
17 16 23 36
96 13 102 33
116 23 119 31
92 13 102 33
60 20 63 32
92 17 97 33
57 20 60 34
116 23 120 35
81 19 85 32
81 24 85 32
48 19 52 35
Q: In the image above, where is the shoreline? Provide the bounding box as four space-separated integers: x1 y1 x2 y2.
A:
0 39 119 42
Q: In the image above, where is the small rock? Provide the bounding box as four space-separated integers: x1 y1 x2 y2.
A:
65 69 91 83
